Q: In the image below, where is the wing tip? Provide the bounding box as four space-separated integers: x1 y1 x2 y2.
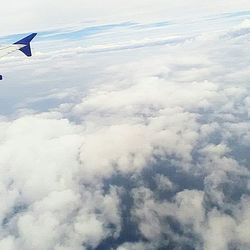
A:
14 33 37 57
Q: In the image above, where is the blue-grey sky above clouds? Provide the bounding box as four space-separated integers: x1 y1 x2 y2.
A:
0 1 250 250
1 0 250 35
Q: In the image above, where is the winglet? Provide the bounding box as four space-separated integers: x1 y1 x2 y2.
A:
14 33 37 57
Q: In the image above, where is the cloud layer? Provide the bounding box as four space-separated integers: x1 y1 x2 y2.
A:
0 13 250 250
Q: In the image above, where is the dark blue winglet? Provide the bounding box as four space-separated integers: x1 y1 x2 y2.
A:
14 33 37 57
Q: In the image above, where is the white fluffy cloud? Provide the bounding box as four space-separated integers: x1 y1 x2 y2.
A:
0 13 250 250
0 115 122 249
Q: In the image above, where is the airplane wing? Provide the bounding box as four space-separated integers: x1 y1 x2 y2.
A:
0 33 37 80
